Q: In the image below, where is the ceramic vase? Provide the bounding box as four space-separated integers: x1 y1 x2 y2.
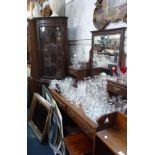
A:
32 2 41 17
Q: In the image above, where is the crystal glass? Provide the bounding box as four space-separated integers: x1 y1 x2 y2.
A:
50 74 127 123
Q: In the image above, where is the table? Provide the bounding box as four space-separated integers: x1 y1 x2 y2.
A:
49 88 98 141
49 89 127 155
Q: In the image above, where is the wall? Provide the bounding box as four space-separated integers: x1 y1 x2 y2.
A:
65 0 127 65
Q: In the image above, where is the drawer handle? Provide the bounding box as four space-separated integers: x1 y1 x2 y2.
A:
113 87 121 93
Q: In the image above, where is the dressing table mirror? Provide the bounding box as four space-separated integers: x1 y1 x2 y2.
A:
90 27 126 75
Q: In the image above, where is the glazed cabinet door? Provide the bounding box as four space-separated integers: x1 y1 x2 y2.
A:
38 25 65 79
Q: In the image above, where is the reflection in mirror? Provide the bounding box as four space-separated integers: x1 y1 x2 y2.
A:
91 28 126 73
93 34 121 68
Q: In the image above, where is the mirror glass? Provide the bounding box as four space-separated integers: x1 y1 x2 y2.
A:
91 28 126 69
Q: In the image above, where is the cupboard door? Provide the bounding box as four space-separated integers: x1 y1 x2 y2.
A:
38 25 65 79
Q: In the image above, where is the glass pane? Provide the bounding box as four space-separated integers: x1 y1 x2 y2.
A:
93 34 121 68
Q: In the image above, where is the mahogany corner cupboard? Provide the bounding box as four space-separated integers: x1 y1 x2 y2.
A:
28 17 68 83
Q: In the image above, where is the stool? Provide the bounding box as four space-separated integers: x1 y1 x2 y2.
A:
64 133 93 155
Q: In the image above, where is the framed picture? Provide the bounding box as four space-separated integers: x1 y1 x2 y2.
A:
28 93 52 143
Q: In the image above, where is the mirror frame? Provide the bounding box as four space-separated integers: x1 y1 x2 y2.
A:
89 27 126 74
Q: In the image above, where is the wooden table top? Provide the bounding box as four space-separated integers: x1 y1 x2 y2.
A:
49 88 97 128
49 88 98 140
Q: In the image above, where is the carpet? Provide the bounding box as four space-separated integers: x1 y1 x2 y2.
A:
27 123 54 155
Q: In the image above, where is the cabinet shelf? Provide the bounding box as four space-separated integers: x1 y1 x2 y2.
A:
27 17 68 96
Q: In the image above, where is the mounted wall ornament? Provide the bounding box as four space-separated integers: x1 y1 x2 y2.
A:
93 0 127 30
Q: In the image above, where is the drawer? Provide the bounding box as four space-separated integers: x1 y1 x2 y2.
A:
67 107 95 140
107 81 127 98
76 117 95 140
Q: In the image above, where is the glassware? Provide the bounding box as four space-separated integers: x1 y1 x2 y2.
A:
117 66 127 84
50 74 127 123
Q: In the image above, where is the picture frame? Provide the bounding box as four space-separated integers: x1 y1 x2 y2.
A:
48 97 66 155
28 93 52 143
91 28 126 71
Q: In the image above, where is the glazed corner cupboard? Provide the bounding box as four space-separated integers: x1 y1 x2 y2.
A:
28 17 68 85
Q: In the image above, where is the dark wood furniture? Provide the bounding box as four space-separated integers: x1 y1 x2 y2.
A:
94 112 127 155
50 88 95 154
90 28 126 76
49 89 127 155
68 66 111 80
27 17 68 94
107 80 127 98
27 20 31 64
49 89 98 141
64 132 93 155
